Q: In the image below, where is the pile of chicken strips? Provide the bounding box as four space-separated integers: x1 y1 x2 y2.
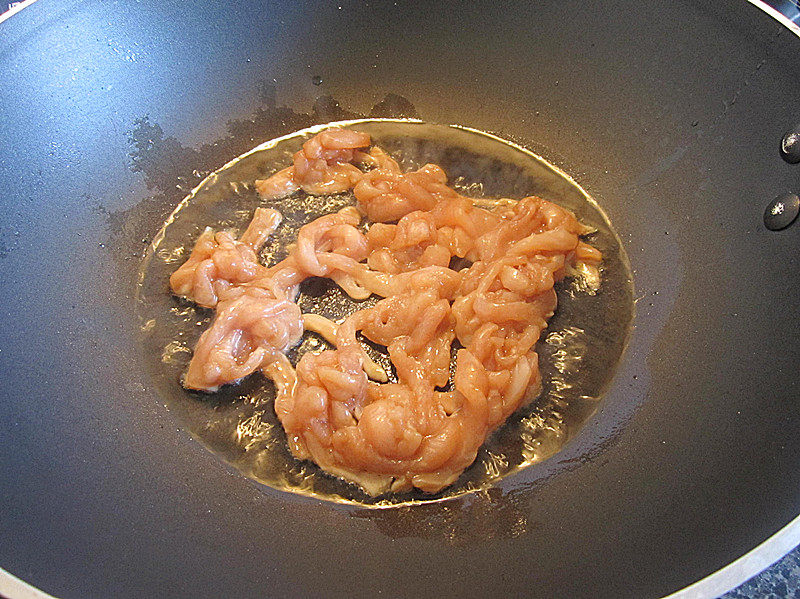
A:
169 129 601 495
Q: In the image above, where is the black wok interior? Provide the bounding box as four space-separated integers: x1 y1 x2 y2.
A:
0 1 799 597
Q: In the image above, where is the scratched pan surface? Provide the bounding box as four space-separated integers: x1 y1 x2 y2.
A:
0 1 799 598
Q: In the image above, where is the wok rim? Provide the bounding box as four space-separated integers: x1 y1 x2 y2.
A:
0 0 798 597
0 0 39 25
4 509 797 599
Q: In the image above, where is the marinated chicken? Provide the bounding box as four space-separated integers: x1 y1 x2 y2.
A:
171 128 601 495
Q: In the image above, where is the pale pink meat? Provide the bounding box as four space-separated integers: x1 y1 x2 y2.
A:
169 207 281 308
293 209 367 277
255 129 371 200
171 129 602 495
366 211 450 273
253 167 299 201
354 163 457 223
183 286 303 391
180 206 374 393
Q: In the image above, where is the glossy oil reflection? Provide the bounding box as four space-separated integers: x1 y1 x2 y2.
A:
136 119 634 506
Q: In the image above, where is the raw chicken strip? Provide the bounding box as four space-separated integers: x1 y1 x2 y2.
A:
255 129 371 199
171 129 602 495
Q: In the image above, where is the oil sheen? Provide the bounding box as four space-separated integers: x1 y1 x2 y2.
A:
136 120 634 506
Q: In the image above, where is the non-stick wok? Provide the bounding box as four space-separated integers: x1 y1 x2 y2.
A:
1 1 799 597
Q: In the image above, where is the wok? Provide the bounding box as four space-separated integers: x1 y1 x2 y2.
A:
1 0 799 597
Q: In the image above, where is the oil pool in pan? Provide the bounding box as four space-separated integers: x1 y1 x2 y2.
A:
136 120 635 506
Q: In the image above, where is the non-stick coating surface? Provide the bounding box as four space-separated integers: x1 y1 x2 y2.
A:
0 1 798 597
